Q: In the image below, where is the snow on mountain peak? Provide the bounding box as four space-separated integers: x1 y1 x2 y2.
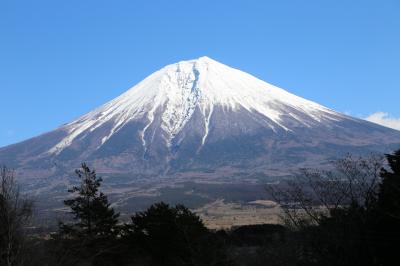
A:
48 57 345 154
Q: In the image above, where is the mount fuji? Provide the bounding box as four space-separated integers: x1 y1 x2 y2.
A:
1 57 399 209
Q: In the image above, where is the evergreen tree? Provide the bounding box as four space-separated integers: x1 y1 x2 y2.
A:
60 163 119 239
122 202 229 265
373 150 400 265
378 149 400 219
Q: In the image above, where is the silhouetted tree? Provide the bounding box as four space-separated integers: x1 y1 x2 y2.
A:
0 166 33 266
267 154 383 230
266 154 385 265
54 164 121 265
122 202 230 266
372 150 400 265
378 150 400 220
60 163 119 239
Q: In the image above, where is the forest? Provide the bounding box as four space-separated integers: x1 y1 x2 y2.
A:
1 151 399 266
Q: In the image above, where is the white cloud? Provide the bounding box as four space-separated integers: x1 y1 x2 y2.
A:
365 112 400 131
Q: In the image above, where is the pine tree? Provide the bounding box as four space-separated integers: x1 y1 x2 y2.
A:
378 149 400 219
60 163 119 239
372 150 400 265
124 202 218 265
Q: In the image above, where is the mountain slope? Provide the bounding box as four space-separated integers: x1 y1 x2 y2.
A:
48 56 348 154
0 56 399 197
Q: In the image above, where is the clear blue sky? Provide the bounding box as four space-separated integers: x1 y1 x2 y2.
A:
1 0 399 147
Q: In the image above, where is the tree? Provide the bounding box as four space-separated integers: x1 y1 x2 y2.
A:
267 154 383 230
372 150 400 265
60 163 119 239
122 202 229 266
266 154 385 265
377 150 400 220
0 166 33 266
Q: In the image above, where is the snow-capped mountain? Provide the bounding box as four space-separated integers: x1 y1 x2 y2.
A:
48 56 346 155
0 56 399 198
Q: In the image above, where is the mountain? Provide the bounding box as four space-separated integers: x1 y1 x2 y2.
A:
1 56 399 211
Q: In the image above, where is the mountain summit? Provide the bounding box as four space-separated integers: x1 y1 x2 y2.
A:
48 56 346 156
0 57 399 196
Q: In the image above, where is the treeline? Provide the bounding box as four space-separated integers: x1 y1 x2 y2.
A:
1 150 400 265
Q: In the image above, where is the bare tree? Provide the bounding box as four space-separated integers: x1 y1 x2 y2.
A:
0 166 33 266
267 154 384 229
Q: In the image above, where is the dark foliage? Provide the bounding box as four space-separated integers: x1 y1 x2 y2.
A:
60 163 119 239
122 202 231 266
265 151 400 266
6 151 400 265
0 166 33 266
371 150 400 265
229 224 286 246
56 163 121 265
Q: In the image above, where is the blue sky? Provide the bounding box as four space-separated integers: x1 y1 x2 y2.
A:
1 0 399 147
